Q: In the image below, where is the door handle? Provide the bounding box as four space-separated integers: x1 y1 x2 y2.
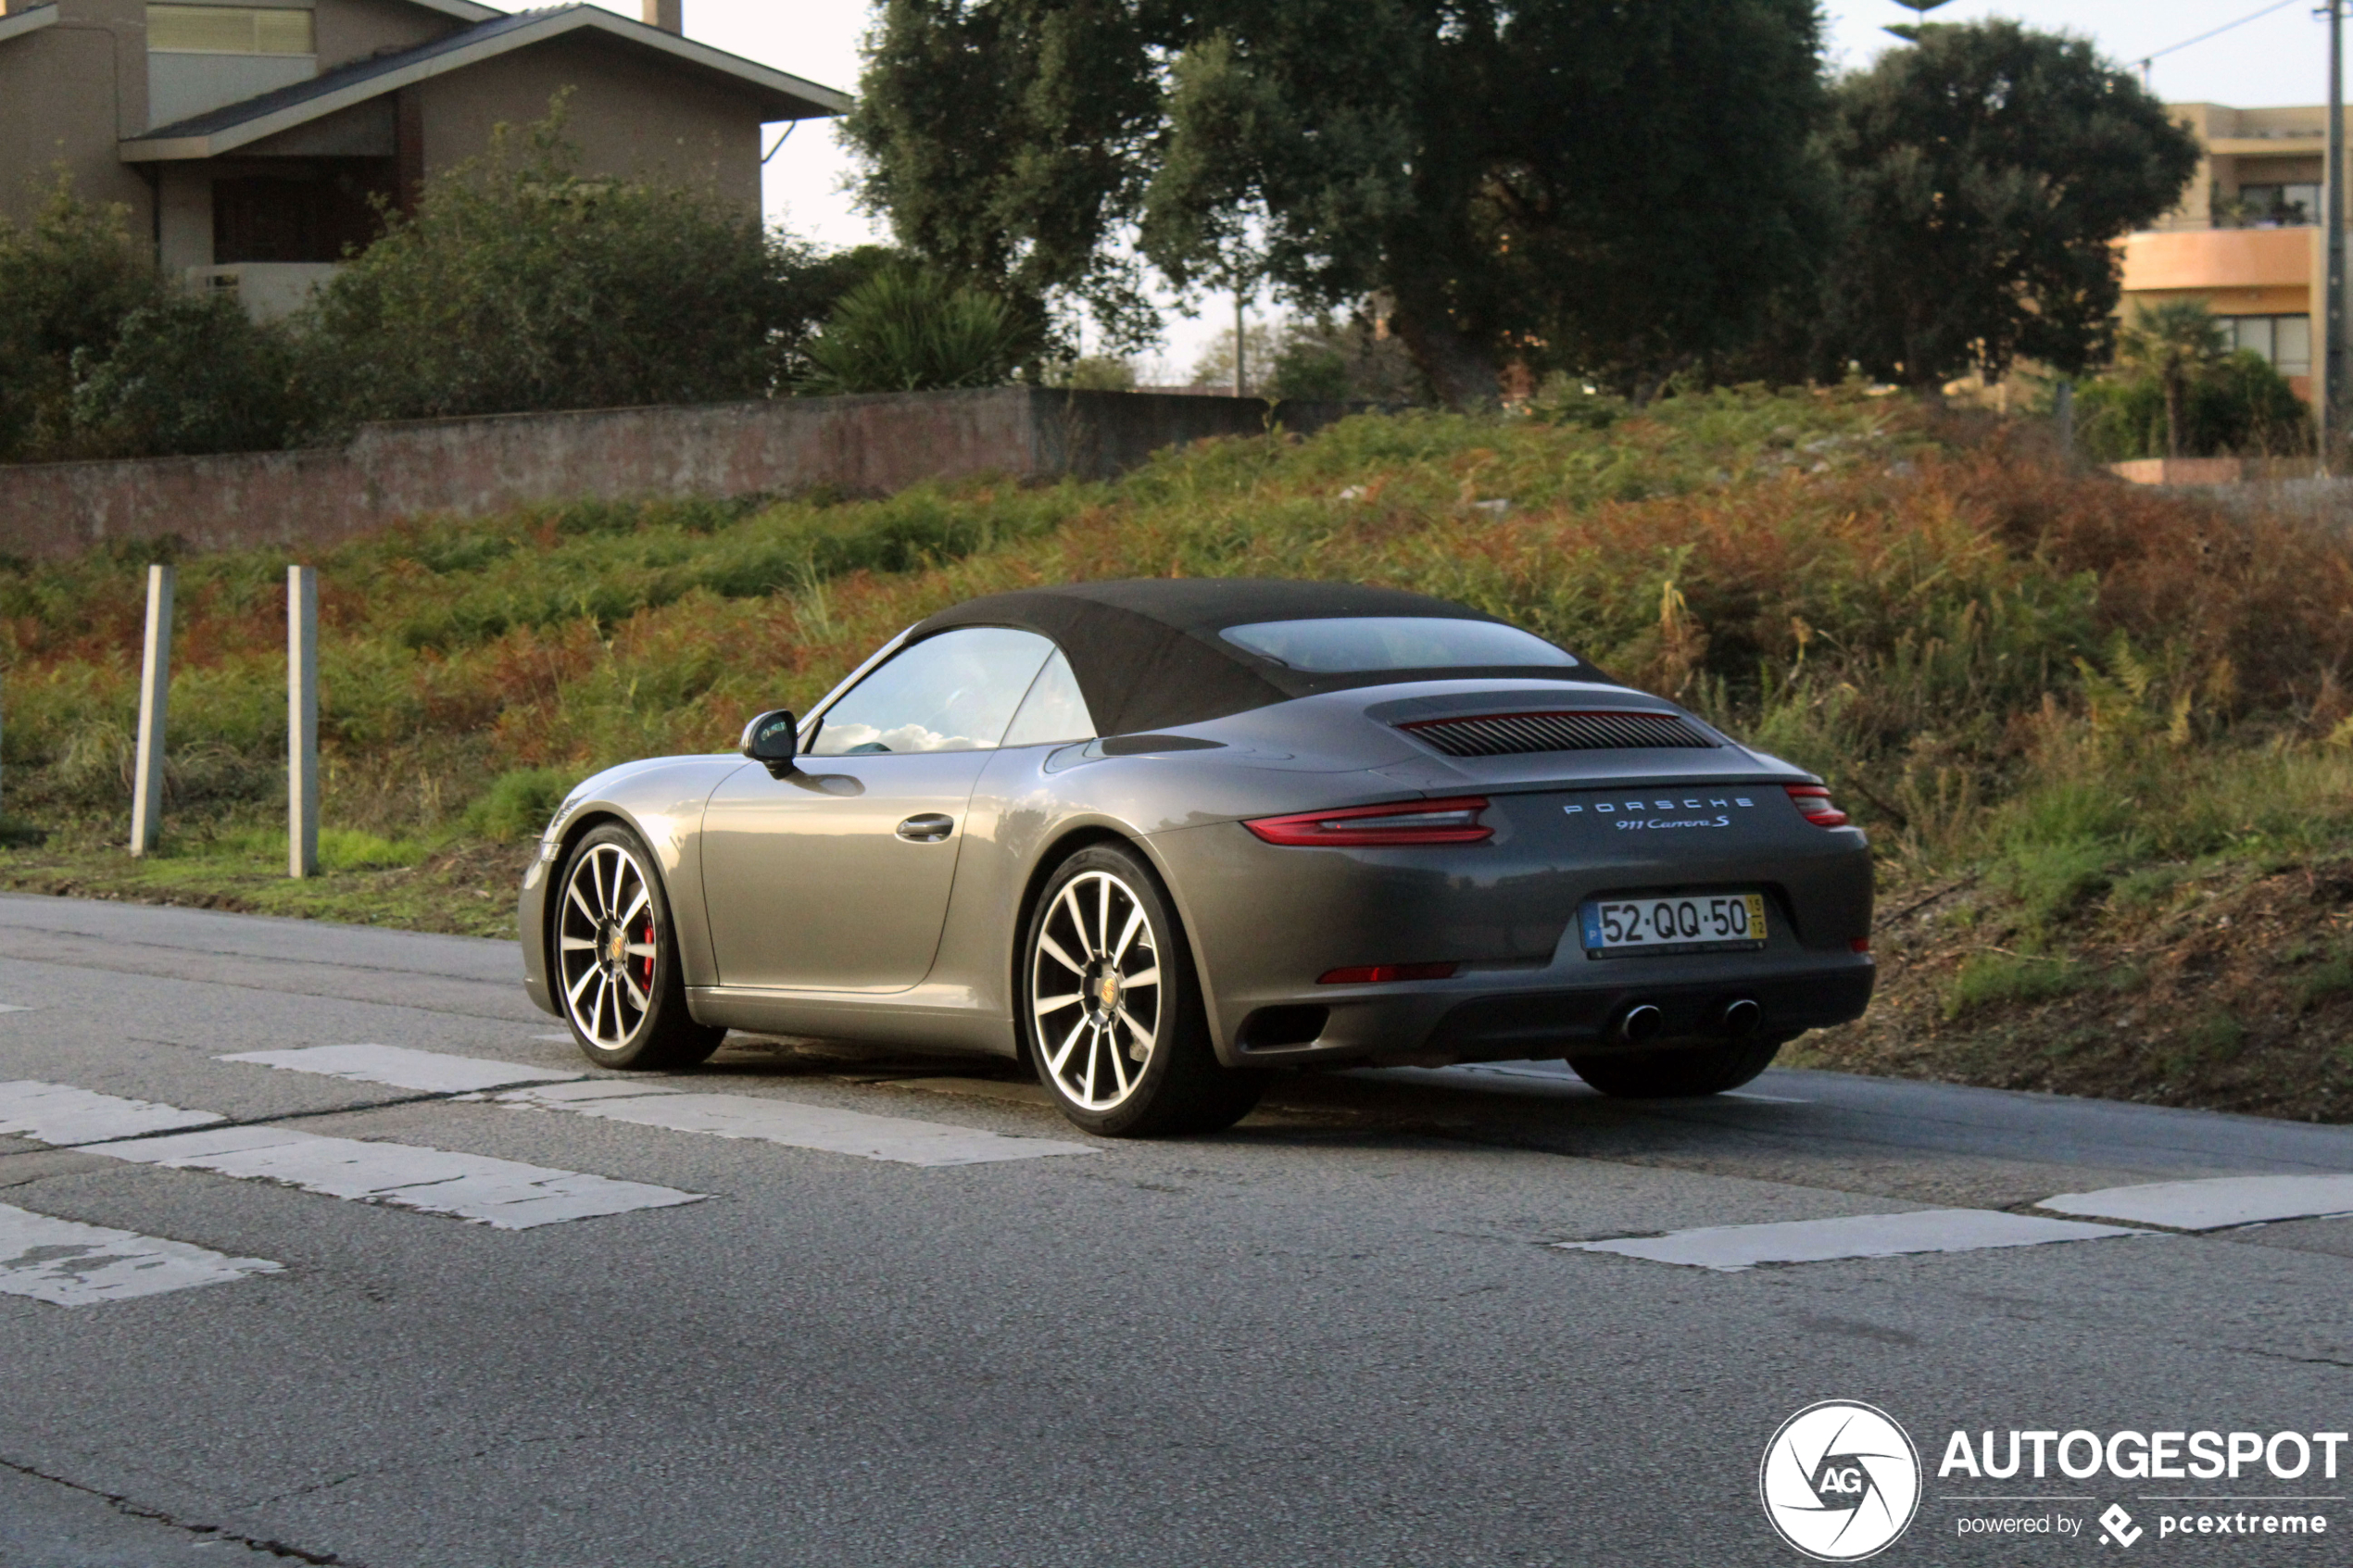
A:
896 813 955 843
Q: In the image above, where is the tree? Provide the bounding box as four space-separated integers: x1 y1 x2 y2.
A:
307 103 842 422
846 0 1167 358
2116 301 2228 458
1818 20 2200 389
848 2 1831 406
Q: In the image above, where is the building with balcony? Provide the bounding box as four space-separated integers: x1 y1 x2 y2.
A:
2120 102 2338 405
0 0 847 319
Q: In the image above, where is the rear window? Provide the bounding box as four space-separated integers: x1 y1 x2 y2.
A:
1218 617 1579 673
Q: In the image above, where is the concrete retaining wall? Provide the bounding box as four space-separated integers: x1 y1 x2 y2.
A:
0 388 1353 561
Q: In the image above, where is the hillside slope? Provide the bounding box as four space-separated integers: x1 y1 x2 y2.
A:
5 388 2351 1116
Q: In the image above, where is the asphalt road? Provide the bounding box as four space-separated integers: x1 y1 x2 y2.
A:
3 891 2351 1567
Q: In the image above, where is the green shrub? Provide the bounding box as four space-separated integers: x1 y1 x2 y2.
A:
2076 349 2309 461
0 176 169 460
799 266 1029 394
465 768 576 841
69 293 308 458
1944 951 2118 1018
307 102 839 422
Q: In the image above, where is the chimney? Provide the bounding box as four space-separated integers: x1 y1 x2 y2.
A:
642 0 682 33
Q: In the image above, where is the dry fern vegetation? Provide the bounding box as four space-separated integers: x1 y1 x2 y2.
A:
4 387 2351 1116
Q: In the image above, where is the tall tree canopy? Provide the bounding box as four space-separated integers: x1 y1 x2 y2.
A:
1818 20 2200 388
848 1 1831 404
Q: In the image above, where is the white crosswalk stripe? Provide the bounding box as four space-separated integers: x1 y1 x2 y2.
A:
1562 1209 2144 1272
497 1079 1099 1166
209 1043 1099 1167
2041 1173 2353 1231
0 1080 223 1145
218 1044 583 1094
84 1125 705 1229
0 1202 281 1306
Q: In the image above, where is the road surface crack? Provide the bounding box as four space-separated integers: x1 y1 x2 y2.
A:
0 1453 354 1564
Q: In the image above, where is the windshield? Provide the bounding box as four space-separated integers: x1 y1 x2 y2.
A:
1218 617 1579 673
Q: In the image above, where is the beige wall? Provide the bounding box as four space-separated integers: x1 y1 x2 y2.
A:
314 0 460 74
0 1 152 236
415 34 765 212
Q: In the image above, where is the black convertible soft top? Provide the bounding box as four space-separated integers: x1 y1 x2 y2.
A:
907 578 1602 735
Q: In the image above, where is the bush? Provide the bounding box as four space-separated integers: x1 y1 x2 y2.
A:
0 176 166 459
464 768 576 840
69 293 308 458
307 102 837 422
2076 349 2309 461
799 265 1029 394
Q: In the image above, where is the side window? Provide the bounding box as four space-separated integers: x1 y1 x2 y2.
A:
1000 648 1096 747
808 628 1053 756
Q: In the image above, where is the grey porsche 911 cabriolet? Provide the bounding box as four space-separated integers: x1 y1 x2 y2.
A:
520 578 1873 1135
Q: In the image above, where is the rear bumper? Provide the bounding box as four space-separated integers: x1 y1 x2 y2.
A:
1227 953 1874 1067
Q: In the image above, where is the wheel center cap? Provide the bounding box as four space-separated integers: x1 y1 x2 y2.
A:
601 923 627 968
1094 971 1122 1012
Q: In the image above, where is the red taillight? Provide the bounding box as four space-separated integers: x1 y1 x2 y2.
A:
1318 962 1461 985
1785 784 1850 828
1244 797 1492 847
1850 936 1871 954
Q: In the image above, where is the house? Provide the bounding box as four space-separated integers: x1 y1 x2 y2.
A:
0 0 849 318
2118 103 2330 407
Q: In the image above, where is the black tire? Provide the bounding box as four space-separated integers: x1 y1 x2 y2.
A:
1567 1035 1788 1098
1021 842 1264 1137
553 823 724 1071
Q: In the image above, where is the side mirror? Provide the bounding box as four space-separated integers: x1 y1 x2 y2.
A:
740 709 799 778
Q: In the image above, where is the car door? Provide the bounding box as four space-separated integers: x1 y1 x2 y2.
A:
698 627 1058 993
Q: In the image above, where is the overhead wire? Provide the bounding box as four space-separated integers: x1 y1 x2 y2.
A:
2133 0 2306 82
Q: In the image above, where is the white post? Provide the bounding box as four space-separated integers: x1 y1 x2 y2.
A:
287 564 319 878
130 564 174 856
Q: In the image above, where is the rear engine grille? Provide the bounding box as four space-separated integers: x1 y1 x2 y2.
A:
1398 709 1719 758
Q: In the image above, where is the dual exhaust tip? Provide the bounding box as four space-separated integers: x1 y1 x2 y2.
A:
1617 997 1761 1046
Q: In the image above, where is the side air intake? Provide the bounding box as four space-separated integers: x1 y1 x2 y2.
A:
1399 709 1720 758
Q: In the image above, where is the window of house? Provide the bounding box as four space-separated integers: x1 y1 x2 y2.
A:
212 164 395 263
147 5 315 56
2221 314 2312 378
2233 183 2320 226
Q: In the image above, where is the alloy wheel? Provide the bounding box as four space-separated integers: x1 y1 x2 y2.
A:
558 841 660 1050
1030 870 1163 1110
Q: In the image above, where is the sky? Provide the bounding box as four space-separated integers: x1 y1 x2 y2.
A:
487 2 2342 369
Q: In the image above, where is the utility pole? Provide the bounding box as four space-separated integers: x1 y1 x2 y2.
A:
2328 0 2347 473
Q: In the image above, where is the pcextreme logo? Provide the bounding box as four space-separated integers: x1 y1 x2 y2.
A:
1760 1400 1923 1562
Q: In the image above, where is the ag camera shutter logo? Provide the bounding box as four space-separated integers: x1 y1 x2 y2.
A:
1760 1400 1922 1561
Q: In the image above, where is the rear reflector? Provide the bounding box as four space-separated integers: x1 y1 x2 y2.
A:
1245 797 1492 847
1318 962 1461 985
1785 784 1850 827
1850 936 1871 954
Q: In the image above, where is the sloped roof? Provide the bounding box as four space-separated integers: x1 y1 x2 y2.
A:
120 3 850 161
0 5 58 48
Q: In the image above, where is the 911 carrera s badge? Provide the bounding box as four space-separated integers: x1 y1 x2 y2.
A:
1565 796 1755 830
